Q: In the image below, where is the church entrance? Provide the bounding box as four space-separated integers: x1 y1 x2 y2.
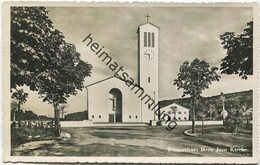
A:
108 88 122 122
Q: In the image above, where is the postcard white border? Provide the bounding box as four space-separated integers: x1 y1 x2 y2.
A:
2 2 259 164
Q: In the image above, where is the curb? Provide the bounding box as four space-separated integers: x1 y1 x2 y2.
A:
183 129 198 137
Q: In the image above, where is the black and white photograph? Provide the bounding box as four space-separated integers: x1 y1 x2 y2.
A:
2 2 258 164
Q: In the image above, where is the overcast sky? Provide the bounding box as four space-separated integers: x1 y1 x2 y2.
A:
22 6 253 117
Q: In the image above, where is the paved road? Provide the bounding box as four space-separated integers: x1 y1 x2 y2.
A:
13 126 243 157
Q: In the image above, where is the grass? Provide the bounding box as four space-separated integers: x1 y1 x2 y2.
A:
186 126 252 156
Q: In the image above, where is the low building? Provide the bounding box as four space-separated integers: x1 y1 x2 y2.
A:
160 103 189 121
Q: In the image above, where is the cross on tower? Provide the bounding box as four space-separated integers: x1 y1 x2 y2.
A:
145 14 151 23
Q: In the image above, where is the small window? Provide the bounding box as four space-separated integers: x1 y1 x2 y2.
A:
92 115 94 119
148 77 150 83
178 112 181 115
144 32 147 47
152 33 155 47
99 115 101 118
184 112 187 114
184 117 187 120
136 115 138 119
129 115 131 119
178 117 181 120
148 32 151 47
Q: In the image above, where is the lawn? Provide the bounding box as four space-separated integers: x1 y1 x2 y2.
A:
186 126 252 156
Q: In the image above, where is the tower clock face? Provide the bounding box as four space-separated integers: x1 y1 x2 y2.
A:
144 49 155 61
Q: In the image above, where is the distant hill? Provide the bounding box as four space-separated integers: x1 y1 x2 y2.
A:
38 115 53 121
63 110 88 121
11 110 53 121
61 91 252 121
159 90 253 109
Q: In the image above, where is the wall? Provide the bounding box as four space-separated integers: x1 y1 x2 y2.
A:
60 120 223 127
60 120 93 127
87 77 153 123
161 120 223 126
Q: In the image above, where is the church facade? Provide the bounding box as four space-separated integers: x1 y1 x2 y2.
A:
86 19 159 123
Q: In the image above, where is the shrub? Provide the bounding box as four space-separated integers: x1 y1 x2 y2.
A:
11 127 30 147
11 123 56 147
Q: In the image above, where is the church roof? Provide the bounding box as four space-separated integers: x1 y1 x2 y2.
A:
85 74 143 90
160 102 190 111
85 74 134 88
137 22 160 33
85 76 115 88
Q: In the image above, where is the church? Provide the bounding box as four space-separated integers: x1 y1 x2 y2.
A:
86 16 159 123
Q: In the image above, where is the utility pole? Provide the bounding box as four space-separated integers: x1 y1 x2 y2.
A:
153 91 156 120
86 87 89 120
220 92 225 120
202 107 204 135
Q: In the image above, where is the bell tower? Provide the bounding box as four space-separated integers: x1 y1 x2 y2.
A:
137 14 159 121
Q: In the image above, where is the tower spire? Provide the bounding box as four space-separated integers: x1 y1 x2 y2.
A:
145 14 151 23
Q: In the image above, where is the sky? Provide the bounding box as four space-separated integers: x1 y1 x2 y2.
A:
22 6 254 117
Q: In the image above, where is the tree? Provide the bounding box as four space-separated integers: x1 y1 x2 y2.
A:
11 7 92 136
225 98 252 132
219 21 253 79
174 58 220 133
11 7 55 90
243 108 252 126
11 89 28 127
59 104 67 119
23 110 38 120
37 42 92 136
197 99 207 135
225 99 242 132
171 106 177 121
208 104 217 120
11 101 18 121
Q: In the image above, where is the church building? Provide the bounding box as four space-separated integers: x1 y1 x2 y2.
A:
86 16 159 123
